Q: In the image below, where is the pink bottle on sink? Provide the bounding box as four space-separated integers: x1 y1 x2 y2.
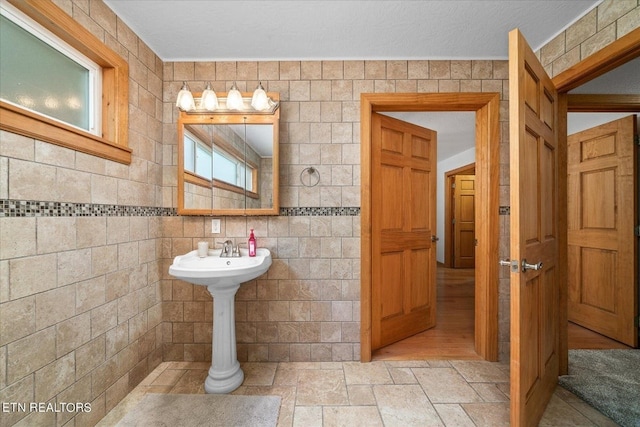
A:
248 229 256 257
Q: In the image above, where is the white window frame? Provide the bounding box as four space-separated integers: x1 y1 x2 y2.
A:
184 129 213 180
0 0 130 164
1 0 102 136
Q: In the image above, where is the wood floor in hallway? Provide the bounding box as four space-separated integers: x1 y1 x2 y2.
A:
372 266 479 361
371 265 632 361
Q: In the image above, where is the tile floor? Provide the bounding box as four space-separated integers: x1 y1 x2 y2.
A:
98 360 617 426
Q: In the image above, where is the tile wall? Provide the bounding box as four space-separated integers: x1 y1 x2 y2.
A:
160 59 513 365
0 0 165 425
538 0 639 74
0 0 637 425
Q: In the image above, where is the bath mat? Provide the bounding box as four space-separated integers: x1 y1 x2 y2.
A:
115 393 281 427
558 349 640 427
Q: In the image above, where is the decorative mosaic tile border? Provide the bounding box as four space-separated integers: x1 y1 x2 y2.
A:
0 199 176 217
0 200 362 218
279 207 360 216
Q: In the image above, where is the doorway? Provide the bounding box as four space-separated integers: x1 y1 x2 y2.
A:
360 92 501 363
566 114 638 348
444 163 477 269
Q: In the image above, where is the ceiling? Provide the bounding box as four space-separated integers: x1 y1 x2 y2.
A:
104 0 599 61
104 0 637 162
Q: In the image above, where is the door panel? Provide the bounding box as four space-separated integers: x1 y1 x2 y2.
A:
568 115 637 347
509 29 560 426
454 174 476 268
371 113 437 349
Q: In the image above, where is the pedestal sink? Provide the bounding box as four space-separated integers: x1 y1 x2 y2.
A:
168 248 272 393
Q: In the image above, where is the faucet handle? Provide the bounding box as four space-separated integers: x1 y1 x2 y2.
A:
234 242 247 256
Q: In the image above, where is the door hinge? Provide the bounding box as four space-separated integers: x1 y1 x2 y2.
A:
635 134 640 146
635 225 640 237
451 182 456 189
635 315 640 328
452 218 456 224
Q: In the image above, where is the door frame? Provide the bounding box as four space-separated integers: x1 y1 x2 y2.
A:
444 163 476 268
551 26 640 375
361 93 501 362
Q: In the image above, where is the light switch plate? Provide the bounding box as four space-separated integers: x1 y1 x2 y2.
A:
211 219 221 234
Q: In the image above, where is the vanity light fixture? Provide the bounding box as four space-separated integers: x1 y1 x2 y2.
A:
251 82 269 111
176 81 196 112
199 82 219 111
225 82 243 110
176 81 279 114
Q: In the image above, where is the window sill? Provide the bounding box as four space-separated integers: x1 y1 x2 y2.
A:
2 0 130 165
1 101 131 164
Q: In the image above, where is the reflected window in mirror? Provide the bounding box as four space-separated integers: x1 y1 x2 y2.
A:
177 91 279 216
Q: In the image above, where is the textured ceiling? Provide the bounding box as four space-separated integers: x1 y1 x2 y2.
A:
103 0 600 61
104 0 637 162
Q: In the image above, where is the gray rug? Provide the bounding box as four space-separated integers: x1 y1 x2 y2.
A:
558 349 640 427
116 393 281 427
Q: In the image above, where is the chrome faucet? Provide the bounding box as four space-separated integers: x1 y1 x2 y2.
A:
218 240 234 257
218 239 243 257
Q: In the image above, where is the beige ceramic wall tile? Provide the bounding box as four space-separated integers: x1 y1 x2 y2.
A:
34 352 75 402
618 7 640 36
0 130 35 160
34 140 75 168
0 374 33 425
0 158 7 199
9 253 57 300
6 327 55 384
35 285 75 330
37 217 77 254
0 296 35 346
597 0 637 30
8 158 57 201
57 312 91 357
581 24 617 59
0 217 36 259
566 9 597 50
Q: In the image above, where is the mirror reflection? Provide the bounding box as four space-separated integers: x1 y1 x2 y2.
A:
177 98 279 215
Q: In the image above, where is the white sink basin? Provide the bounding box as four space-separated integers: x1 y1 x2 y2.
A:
169 248 271 286
168 247 272 393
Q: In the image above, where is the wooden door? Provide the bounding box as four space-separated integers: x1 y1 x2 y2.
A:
371 113 437 349
509 29 560 426
568 115 638 347
454 174 476 268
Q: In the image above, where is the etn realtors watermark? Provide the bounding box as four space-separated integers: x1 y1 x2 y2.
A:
2 402 91 413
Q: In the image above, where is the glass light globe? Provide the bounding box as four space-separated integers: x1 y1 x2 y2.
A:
176 82 195 111
251 82 269 111
199 82 219 111
226 83 243 110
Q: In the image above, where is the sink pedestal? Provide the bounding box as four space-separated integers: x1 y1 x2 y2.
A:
168 248 272 393
204 281 243 393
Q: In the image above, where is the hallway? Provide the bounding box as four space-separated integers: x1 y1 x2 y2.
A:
371 266 631 361
372 266 477 360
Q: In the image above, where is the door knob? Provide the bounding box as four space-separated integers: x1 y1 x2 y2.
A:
499 258 518 272
521 259 543 272
431 235 439 242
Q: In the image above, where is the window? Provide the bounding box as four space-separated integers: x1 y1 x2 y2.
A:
0 0 130 164
1 3 101 135
183 128 256 193
184 130 213 180
213 149 254 192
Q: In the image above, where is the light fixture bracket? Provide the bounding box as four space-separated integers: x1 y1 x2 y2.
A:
177 87 280 115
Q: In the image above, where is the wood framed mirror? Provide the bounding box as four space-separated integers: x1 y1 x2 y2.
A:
177 92 280 215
